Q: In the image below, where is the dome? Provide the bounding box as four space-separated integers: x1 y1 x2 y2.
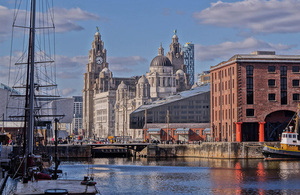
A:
176 69 184 76
172 34 178 39
117 81 127 90
138 75 148 84
150 55 172 67
101 67 110 74
95 31 100 36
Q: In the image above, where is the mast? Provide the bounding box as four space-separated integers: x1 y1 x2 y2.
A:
28 0 36 155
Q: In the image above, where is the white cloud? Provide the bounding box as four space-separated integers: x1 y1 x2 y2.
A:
108 56 148 74
195 37 295 62
53 7 103 33
193 0 300 33
0 5 102 42
59 88 77 97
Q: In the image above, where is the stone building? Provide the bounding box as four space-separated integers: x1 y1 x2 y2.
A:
210 51 300 142
83 29 190 140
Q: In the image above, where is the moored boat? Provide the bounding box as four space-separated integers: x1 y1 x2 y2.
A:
262 131 300 160
262 107 300 160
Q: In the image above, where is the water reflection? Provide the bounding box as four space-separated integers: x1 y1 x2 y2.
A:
60 158 300 195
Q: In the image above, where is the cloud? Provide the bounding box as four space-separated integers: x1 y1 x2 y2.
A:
53 7 104 33
108 56 147 74
195 37 295 62
59 88 77 97
56 55 87 79
0 5 102 42
193 0 300 33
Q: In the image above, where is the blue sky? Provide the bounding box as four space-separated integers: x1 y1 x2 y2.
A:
1 0 300 97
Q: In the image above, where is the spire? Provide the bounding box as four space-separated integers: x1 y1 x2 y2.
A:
158 42 164 56
172 29 178 43
95 26 100 36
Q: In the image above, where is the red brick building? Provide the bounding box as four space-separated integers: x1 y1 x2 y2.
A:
210 51 300 142
143 123 210 143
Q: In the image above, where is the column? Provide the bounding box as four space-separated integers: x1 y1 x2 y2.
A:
235 122 242 142
259 122 265 142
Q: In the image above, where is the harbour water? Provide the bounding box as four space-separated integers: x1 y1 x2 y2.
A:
59 158 300 195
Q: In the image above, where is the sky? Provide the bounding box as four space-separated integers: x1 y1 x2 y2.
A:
1 0 300 97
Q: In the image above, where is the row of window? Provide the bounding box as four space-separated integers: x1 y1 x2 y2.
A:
268 79 299 87
268 93 300 101
246 65 300 76
268 65 299 73
212 67 235 80
214 109 235 121
214 94 235 107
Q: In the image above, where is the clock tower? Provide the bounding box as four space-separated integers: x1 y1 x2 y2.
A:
83 28 108 138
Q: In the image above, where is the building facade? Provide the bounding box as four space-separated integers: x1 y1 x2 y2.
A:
72 96 83 135
130 84 210 130
144 123 210 143
183 42 195 86
210 51 300 142
83 29 191 140
197 71 210 85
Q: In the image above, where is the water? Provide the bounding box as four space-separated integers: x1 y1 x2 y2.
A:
59 158 300 195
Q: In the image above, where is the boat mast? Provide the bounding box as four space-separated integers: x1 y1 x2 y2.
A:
28 0 36 155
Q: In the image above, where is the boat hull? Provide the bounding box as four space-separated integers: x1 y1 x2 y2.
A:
262 146 300 160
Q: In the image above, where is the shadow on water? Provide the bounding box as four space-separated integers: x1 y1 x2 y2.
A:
59 158 300 195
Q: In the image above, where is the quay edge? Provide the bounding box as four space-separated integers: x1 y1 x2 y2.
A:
140 142 280 159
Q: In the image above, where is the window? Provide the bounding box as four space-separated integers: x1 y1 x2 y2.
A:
196 130 199 135
292 66 300 73
269 94 276 101
247 77 253 89
293 80 299 87
246 66 253 76
281 77 287 90
268 66 275 72
281 66 287 76
268 79 275 87
246 109 254 117
247 91 253 104
293 94 300 101
281 91 287 105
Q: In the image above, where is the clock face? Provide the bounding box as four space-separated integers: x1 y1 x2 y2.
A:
96 56 103 64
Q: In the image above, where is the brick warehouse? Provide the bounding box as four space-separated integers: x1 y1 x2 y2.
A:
210 51 300 142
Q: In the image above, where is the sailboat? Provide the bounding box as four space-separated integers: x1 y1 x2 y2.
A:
262 107 300 160
6 0 99 194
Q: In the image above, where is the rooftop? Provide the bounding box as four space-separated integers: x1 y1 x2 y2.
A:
211 51 300 71
132 84 210 114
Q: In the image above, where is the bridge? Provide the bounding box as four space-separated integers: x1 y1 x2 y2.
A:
89 143 150 157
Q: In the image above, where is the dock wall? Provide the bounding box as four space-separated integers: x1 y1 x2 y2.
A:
142 142 280 159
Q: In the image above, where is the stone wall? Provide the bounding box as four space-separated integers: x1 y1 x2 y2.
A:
142 142 280 159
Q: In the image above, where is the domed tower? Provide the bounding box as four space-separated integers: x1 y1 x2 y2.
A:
175 69 189 92
146 44 176 99
136 75 150 106
116 81 127 102
95 67 113 93
166 30 185 73
83 27 109 138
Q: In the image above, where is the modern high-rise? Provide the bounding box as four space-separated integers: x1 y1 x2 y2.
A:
72 96 83 135
183 42 194 86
